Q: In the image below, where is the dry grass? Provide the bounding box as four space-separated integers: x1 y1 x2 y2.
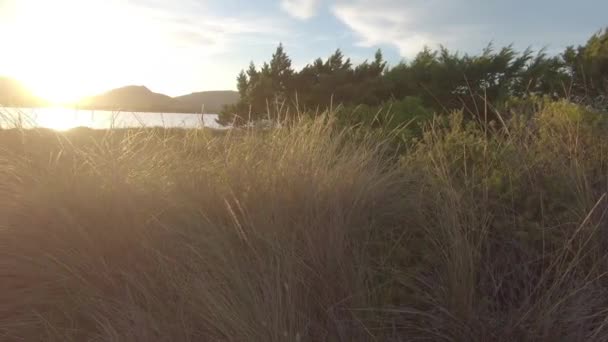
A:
1 101 608 341
0 118 406 341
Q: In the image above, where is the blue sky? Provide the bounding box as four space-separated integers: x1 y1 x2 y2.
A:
0 0 606 102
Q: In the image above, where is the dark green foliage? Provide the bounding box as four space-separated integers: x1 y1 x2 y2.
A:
563 28 608 111
219 47 390 124
385 45 570 119
564 28 608 102
337 96 433 137
220 28 608 127
219 44 295 125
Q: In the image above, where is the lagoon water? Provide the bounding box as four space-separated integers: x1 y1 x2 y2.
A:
0 107 223 130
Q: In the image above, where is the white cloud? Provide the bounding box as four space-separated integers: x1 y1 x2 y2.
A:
332 2 428 57
281 0 321 20
126 0 290 55
332 0 475 57
332 0 607 59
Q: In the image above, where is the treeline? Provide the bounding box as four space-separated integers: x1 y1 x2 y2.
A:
219 28 608 125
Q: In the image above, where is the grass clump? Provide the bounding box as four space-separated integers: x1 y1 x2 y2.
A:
2 101 608 341
0 119 405 341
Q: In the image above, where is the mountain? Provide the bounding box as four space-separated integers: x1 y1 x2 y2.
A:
81 85 177 112
0 77 46 107
0 78 240 113
174 91 240 113
82 86 239 113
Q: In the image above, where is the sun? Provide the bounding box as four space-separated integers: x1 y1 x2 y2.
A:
29 80 87 105
0 0 154 105
34 108 83 131
1 0 218 108
0 0 123 105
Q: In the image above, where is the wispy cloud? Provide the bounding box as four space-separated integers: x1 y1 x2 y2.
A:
124 0 291 55
280 0 321 20
332 0 608 58
332 0 476 57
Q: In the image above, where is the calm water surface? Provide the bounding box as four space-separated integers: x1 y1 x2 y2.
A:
0 107 224 130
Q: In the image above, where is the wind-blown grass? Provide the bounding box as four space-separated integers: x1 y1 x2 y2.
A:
1 101 608 341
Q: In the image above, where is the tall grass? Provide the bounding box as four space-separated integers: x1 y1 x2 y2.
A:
1 101 608 341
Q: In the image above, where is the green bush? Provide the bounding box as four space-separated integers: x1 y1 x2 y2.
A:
337 96 433 135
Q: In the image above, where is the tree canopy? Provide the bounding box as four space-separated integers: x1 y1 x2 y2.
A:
219 29 608 125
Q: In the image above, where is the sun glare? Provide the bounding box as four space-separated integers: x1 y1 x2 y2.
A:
34 108 82 131
1 0 163 105
0 0 231 107
29 80 87 105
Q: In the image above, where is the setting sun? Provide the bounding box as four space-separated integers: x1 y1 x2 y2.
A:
32 108 82 130
0 0 124 103
0 0 198 104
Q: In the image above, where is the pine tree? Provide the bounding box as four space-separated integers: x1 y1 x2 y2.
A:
372 49 387 76
236 70 248 98
246 62 259 84
269 44 294 93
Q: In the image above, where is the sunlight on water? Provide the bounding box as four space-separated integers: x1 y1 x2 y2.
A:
0 107 223 130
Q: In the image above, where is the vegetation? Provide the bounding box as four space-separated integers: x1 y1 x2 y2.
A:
2 23 608 342
2 98 608 341
220 28 608 125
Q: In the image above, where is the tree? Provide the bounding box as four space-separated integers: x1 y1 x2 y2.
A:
563 28 608 100
372 49 387 75
236 70 248 98
269 43 294 97
220 28 606 127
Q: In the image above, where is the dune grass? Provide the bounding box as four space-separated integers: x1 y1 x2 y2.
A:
1 101 608 341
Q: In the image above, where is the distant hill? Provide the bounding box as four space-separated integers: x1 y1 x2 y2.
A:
0 77 46 107
174 91 240 113
81 85 177 112
0 78 240 113
82 86 239 114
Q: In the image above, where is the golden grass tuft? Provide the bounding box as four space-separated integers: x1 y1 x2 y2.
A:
1 102 608 341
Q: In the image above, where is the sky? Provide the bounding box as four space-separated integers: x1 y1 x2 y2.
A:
0 0 606 102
